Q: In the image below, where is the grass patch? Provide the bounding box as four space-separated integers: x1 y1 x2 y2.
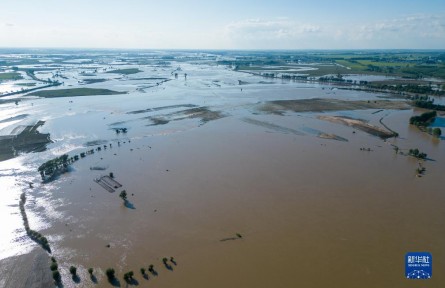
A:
305 65 351 76
81 78 107 84
28 88 125 98
106 68 142 75
0 72 23 81
16 83 36 87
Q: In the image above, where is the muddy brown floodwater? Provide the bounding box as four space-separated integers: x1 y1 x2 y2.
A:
34 111 444 288
1 52 444 288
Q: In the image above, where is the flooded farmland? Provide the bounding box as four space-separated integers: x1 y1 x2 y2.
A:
0 50 444 288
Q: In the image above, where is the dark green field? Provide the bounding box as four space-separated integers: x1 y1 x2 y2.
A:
28 88 125 98
229 51 445 80
106 68 142 75
0 72 23 81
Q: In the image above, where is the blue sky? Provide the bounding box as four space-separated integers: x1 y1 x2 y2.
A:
1 0 444 49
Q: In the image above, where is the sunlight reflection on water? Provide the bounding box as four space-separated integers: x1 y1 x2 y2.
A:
0 158 35 259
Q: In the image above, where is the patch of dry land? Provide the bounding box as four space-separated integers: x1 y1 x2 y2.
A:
259 98 410 114
318 115 397 138
0 248 52 288
0 121 51 161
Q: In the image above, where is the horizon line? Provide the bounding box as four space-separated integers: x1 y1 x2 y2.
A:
1 47 445 52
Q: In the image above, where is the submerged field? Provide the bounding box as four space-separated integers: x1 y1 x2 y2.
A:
0 50 444 288
28 88 125 98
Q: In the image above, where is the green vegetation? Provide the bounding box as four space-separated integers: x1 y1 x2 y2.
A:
224 51 445 98
105 268 115 280
409 111 437 127
50 262 58 271
28 88 125 98
106 68 142 75
223 51 445 80
409 95 445 111
432 127 442 137
408 148 427 159
19 193 51 252
123 271 134 282
119 190 127 201
331 53 445 79
16 82 36 87
148 264 154 273
0 72 23 81
28 230 50 251
140 268 146 275
69 266 77 276
81 78 107 84
88 267 94 275
52 270 61 282
427 127 442 137
114 128 128 134
50 256 61 283
38 154 70 180
369 83 445 96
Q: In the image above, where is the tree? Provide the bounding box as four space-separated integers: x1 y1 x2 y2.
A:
52 270 61 282
69 266 77 276
106 268 115 280
433 127 442 137
123 271 134 282
88 268 94 275
140 268 146 275
418 152 427 159
50 262 58 271
119 190 127 201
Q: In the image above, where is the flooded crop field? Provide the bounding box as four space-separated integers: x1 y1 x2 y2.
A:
0 50 444 288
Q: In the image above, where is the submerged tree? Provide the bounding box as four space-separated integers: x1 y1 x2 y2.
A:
52 270 61 282
119 190 127 201
50 262 58 271
123 271 134 282
106 268 115 280
69 266 77 276
37 154 71 180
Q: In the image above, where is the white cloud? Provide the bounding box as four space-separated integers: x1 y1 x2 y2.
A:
224 18 321 48
353 14 445 40
222 14 445 49
224 19 321 45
